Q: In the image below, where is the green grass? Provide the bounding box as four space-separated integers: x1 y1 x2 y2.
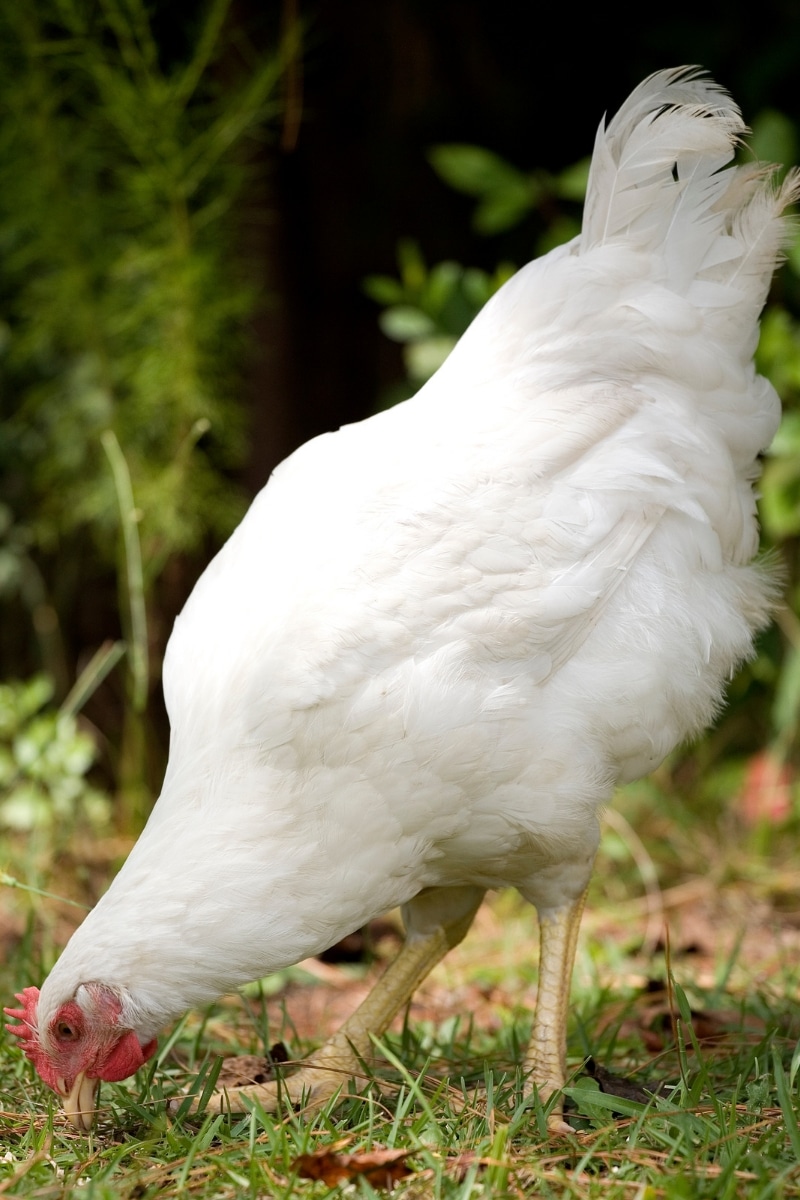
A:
2 999 800 1198
3 854 800 1200
3 776 800 1199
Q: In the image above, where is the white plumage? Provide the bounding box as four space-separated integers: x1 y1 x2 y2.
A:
8 66 798 1132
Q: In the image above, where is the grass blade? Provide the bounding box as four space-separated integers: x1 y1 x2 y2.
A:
102 430 148 713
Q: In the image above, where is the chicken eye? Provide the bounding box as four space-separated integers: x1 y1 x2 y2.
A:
55 1020 80 1042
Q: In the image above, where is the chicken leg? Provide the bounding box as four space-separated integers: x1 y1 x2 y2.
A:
522 886 589 1134
178 885 485 1117
175 882 587 1132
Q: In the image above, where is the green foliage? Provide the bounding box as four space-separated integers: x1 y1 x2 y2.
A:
3 914 800 1197
428 144 538 234
366 149 588 393
0 0 288 585
0 675 109 832
427 142 589 236
365 240 517 390
758 308 800 541
0 0 292 805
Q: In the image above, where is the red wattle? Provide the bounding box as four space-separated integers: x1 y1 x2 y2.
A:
96 1031 158 1082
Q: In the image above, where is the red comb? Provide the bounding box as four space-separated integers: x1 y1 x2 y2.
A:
4 986 41 1056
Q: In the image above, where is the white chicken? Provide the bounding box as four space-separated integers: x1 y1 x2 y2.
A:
7 67 797 1135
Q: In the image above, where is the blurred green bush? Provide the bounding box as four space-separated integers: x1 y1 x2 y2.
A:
0 0 291 815
0 674 109 833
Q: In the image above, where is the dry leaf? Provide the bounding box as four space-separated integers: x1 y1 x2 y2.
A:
294 1145 413 1189
216 1044 289 1088
594 980 765 1055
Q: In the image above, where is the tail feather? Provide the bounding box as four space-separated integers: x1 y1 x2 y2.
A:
582 66 744 252
724 168 800 293
581 66 798 320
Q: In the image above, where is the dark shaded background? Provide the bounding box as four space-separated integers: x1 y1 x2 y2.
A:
240 0 800 489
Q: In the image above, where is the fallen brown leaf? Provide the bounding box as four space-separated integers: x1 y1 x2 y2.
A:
294 1145 413 1189
216 1044 289 1088
593 981 765 1055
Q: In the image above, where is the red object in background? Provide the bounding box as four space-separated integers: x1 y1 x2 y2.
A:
739 751 793 826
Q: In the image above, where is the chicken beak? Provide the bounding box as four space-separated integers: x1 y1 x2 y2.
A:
60 1072 100 1131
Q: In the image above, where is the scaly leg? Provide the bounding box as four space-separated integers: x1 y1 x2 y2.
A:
522 885 589 1133
179 885 485 1116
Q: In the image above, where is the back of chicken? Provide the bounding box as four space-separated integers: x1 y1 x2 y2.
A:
11 67 797 1134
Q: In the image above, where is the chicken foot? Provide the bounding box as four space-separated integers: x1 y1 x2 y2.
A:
176 885 485 1118
523 885 590 1134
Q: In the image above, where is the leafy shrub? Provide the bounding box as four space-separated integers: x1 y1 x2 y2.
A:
0 675 109 832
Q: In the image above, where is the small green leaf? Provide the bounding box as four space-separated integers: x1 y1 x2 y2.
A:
378 306 437 343
397 239 428 290
404 336 456 382
362 274 408 307
461 267 497 309
425 261 464 314
555 157 591 201
473 183 535 234
427 144 524 197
